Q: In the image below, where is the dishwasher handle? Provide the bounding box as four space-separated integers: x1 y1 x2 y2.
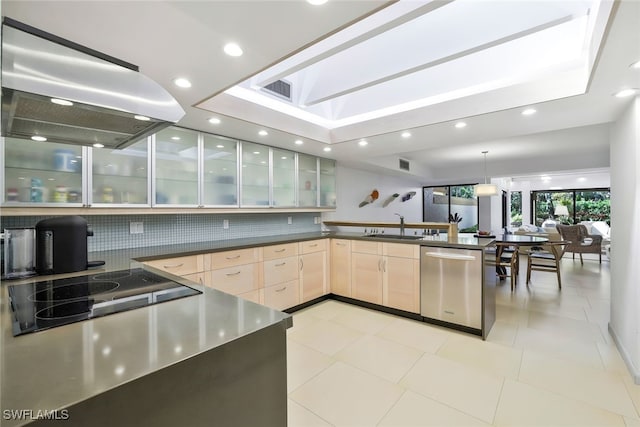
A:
423 252 476 261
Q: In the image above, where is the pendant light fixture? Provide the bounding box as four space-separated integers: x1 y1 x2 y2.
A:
474 151 499 197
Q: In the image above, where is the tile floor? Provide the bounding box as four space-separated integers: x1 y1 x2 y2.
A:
286 255 640 426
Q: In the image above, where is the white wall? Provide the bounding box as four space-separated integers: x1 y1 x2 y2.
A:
322 164 423 232
609 97 640 382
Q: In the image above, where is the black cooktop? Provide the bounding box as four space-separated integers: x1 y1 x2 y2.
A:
7 268 202 336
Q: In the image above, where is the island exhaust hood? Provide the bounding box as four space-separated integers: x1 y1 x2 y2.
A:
1 18 185 149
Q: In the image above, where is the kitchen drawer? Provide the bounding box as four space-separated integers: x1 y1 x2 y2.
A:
351 240 382 255
263 280 299 311
263 256 299 287
145 254 204 276
206 247 260 270
383 242 419 259
263 243 298 260
299 239 326 254
208 263 260 295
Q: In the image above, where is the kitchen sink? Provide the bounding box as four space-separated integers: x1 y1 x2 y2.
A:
364 234 425 240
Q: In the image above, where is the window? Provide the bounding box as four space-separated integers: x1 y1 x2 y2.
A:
510 191 522 226
423 184 479 232
531 188 610 226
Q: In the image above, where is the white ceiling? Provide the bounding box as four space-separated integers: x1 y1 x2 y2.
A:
3 0 639 184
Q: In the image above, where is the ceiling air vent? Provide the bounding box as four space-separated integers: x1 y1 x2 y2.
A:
262 79 292 101
399 158 410 171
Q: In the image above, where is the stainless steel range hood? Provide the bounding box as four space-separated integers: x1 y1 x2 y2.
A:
1 18 185 149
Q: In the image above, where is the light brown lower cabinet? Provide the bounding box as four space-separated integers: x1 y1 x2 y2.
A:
299 239 328 303
144 254 204 277
143 238 418 313
263 279 299 310
350 241 420 313
330 239 351 297
208 263 261 296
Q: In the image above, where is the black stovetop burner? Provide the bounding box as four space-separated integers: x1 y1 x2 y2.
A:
7 268 202 336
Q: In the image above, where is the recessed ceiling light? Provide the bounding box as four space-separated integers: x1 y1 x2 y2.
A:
295 139 304 145
455 122 467 129
216 144 224 148
541 175 551 181
208 117 221 125
307 0 328 5
281 156 287 160
630 60 640 69
31 135 47 142
134 115 150 121
522 108 537 116
223 42 243 57
550 186 563 190
358 140 368 147
93 143 105 148
577 177 587 182
260 161 266 164
258 130 268 136
401 131 411 138
614 88 637 98
323 147 331 152
171 136 180 140
50 98 73 106
173 77 192 88
253 151 260 155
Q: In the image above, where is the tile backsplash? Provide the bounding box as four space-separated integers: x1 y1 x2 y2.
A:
1 213 321 252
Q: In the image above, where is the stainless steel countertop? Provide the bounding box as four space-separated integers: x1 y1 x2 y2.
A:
0 230 492 424
0 270 291 426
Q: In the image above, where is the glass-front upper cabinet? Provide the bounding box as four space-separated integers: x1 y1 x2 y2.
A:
272 148 296 207
240 142 270 206
319 158 337 207
202 134 238 206
298 154 318 207
2 137 84 205
154 127 199 206
91 138 149 205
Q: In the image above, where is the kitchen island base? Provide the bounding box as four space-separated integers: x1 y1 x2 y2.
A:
25 322 289 427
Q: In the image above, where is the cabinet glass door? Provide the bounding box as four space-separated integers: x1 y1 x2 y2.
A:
154 127 199 206
298 154 318 207
91 139 149 205
203 134 238 206
319 158 336 207
3 137 83 205
272 148 296 207
241 142 270 206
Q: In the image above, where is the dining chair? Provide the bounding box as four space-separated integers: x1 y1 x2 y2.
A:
526 241 568 289
490 242 519 291
556 224 602 265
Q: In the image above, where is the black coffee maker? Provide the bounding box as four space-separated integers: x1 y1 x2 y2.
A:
35 216 104 274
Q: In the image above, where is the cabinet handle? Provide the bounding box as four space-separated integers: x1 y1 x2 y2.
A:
275 286 287 293
378 259 382 271
275 262 286 267
383 259 387 272
336 242 346 246
299 258 303 270
163 263 184 269
274 248 286 253
198 277 203 285
226 271 241 276
226 255 241 260
308 243 318 247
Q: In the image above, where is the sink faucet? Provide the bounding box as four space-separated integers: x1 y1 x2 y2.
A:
394 213 405 236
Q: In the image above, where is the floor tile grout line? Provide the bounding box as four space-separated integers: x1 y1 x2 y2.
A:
374 388 407 427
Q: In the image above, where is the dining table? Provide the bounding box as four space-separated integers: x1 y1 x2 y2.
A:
491 234 549 277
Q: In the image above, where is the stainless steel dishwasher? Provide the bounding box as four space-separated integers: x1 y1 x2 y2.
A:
420 246 483 329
